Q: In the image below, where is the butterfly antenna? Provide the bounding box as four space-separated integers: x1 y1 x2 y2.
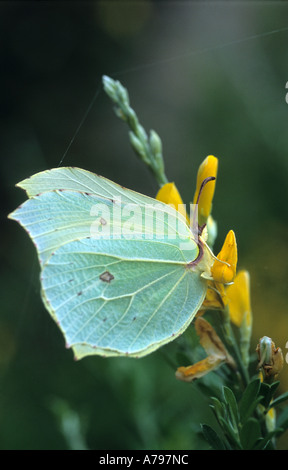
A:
191 176 216 236
195 176 216 206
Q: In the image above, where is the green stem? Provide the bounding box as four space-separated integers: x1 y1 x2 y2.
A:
221 306 250 388
102 75 168 187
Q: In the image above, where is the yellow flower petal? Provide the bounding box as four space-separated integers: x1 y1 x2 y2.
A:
193 155 218 225
195 317 228 359
211 230 237 284
156 182 187 221
176 356 223 382
226 270 251 327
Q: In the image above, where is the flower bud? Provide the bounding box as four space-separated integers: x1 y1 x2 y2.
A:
256 336 284 381
156 182 187 221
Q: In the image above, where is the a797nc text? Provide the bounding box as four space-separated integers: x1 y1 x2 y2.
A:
99 454 189 467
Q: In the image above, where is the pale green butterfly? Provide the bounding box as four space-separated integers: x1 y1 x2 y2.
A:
8 167 213 359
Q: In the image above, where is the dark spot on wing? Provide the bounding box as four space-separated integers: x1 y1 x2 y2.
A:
100 271 114 283
77 291 82 296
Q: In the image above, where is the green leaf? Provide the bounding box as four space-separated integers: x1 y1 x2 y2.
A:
218 416 242 449
253 428 284 450
201 424 226 450
222 386 239 429
210 397 225 423
240 418 261 450
8 167 208 359
268 391 288 409
259 382 273 409
270 381 280 397
276 406 288 431
239 379 261 423
259 381 280 409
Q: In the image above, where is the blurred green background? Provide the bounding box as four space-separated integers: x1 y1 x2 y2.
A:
1 2 288 449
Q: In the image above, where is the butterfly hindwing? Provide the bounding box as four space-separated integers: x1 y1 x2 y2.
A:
41 237 206 358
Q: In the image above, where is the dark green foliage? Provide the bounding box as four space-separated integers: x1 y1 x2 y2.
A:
202 379 288 450
201 424 226 450
2 2 288 450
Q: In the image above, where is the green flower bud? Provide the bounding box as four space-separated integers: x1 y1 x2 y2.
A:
128 132 148 162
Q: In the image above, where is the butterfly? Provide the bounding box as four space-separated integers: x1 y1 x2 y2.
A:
8 167 213 359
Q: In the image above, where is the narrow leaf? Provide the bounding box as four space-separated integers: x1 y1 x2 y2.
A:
223 386 239 428
268 391 288 409
218 416 242 450
239 379 261 423
259 382 273 409
201 424 226 450
240 418 261 450
269 381 280 397
210 397 225 423
254 428 284 450
277 406 288 430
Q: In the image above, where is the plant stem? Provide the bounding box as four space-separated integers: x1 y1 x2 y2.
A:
221 306 250 388
103 75 168 187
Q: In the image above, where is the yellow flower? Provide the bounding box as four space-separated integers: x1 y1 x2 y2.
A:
226 270 252 366
193 155 218 226
211 230 237 284
156 156 218 232
226 270 251 328
156 182 188 221
175 317 236 382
